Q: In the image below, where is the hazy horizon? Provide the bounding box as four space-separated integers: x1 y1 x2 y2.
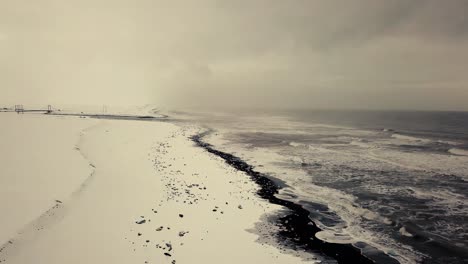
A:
1 1 468 111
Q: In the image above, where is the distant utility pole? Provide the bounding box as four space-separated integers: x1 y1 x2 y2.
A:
47 105 52 113
102 105 107 113
15 104 24 114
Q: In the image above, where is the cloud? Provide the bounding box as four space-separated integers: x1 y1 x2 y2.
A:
0 0 467 110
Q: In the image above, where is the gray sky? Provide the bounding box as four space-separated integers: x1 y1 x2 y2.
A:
1 0 468 110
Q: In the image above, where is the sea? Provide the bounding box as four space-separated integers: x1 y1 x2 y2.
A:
174 109 468 264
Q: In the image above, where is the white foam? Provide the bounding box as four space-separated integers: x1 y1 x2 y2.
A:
350 140 371 148
315 230 356 244
289 141 304 147
391 133 431 143
437 139 459 145
449 148 468 156
399 227 413 237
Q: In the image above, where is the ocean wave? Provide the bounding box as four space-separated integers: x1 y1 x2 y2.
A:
288 141 305 147
437 139 459 145
350 139 372 148
195 113 468 264
296 182 423 264
391 133 431 143
448 148 468 156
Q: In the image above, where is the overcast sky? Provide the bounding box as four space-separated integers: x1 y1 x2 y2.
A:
1 0 468 110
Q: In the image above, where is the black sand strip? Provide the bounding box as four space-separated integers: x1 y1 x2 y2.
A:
192 133 384 264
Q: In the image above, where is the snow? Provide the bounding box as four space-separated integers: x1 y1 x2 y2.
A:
0 112 320 263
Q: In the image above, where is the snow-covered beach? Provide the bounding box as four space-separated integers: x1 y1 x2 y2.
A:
2 109 468 264
0 111 322 264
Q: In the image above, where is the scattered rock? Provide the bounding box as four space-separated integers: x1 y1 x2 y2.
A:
166 243 172 251
156 226 163 231
178 231 188 237
138 233 142 236
136 219 146 224
238 205 243 209
55 200 62 204
179 214 184 218
164 253 172 257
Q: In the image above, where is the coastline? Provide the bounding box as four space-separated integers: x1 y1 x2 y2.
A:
0 113 326 263
191 132 387 264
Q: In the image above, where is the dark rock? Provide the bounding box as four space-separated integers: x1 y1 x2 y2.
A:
166 243 172 251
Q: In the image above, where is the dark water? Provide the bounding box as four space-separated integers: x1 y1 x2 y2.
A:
285 110 468 142
177 110 468 264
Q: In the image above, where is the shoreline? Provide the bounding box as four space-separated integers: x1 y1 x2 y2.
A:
192 132 397 264
1 109 466 263
0 113 325 263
